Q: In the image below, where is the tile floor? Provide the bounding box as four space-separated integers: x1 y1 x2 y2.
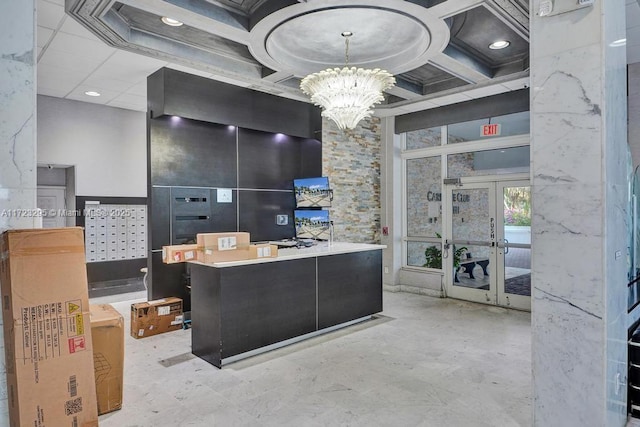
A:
91 291 534 426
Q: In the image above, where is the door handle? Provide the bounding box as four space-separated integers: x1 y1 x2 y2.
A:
496 239 509 253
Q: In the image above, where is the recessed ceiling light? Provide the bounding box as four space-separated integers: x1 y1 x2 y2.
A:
84 91 101 97
161 17 183 27
610 38 626 47
489 40 510 50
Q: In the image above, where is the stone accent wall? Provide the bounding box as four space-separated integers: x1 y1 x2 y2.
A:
406 127 441 150
322 117 381 243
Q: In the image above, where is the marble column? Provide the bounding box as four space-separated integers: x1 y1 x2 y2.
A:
0 0 38 422
530 0 628 425
630 63 640 167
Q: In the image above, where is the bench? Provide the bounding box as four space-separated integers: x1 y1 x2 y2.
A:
458 257 490 280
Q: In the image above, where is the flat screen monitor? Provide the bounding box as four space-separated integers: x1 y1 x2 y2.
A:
293 176 332 208
294 210 330 240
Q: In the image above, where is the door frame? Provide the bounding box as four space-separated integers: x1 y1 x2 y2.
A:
443 175 530 310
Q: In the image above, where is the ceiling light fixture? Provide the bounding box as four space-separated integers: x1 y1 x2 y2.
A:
300 31 395 130
84 91 101 97
161 17 183 27
489 40 510 50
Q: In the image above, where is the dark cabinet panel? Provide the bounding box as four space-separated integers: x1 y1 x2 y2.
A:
238 190 295 241
150 187 171 249
317 251 383 329
238 128 321 190
190 250 383 368
150 117 237 188
149 68 322 139
191 264 222 367
300 138 323 178
170 188 238 244
219 259 317 358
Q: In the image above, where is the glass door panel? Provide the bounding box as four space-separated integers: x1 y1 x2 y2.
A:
497 182 531 310
446 184 497 305
445 180 531 310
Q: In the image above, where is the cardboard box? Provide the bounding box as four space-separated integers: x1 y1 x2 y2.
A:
130 297 183 339
0 228 99 427
196 232 251 263
90 304 124 415
249 244 278 259
162 244 198 264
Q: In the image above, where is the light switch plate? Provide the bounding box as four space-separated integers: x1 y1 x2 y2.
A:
217 189 233 203
276 215 288 225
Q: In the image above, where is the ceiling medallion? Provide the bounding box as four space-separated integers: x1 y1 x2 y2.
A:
300 32 395 130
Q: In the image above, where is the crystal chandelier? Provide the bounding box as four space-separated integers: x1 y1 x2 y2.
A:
300 32 396 130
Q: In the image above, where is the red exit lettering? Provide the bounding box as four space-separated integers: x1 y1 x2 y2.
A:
481 124 501 137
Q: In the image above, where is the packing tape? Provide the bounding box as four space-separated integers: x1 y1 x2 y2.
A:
10 245 85 257
199 243 250 251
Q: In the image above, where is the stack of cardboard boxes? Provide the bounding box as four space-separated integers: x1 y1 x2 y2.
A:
0 228 100 426
162 232 278 264
1 227 188 425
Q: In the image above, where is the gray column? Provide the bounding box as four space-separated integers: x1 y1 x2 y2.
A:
530 0 628 425
0 0 38 422
379 116 403 291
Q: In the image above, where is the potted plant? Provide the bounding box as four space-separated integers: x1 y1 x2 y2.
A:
423 233 467 281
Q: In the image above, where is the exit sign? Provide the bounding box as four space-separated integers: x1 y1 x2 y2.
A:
481 123 501 137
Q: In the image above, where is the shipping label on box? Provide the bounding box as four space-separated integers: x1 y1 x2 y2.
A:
249 244 279 259
162 244 199 264
196 232 251 263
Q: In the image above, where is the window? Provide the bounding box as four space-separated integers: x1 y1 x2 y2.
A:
406 156 442 268
447 146 530 178
447 111 530 144
405 126 442 150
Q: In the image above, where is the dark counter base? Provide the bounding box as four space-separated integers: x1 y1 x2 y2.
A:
191 250 383 368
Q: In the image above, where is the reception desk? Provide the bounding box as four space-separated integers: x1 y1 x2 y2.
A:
189 242 385 367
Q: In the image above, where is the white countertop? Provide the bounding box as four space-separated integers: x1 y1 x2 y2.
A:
190 242 386 268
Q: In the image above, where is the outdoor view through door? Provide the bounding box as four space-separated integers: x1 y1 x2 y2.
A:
445 181 531 310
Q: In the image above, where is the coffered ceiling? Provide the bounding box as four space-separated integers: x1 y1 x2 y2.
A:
36 0 640 114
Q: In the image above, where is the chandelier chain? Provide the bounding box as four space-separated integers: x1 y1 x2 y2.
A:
345 36 350 67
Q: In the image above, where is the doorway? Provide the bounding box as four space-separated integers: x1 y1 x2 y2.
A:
444 179 531 310
37 165 76 228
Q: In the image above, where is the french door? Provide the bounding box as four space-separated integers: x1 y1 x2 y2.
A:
444 180 531 311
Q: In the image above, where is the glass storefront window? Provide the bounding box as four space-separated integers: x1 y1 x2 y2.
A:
407 241 442 268
447 111 530 144
447 146 529 178
406 156 442 268
405 126 442 150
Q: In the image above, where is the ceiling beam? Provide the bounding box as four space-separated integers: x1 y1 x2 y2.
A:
261 70 295 83
385 77 423 100
430 45 493 85
119 0 251 45
428 0 485 18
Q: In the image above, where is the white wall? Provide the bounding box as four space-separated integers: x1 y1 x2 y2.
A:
37 95 147 197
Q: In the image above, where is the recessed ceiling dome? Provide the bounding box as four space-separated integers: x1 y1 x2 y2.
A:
249 0 450 77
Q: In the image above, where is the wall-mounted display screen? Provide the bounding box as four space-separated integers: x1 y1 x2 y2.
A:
294 210 330 240
294 176 332 207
